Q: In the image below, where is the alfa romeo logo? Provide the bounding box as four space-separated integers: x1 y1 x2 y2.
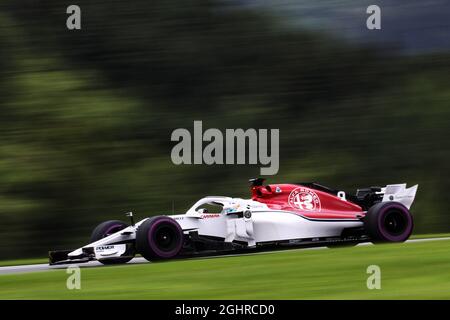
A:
288 187 321 211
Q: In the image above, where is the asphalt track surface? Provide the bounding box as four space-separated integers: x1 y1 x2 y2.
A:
1 237 449 275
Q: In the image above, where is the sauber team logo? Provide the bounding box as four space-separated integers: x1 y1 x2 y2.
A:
288 187 321 211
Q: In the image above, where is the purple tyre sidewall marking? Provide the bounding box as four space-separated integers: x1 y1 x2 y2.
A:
147 218 183 258
376 203 413 241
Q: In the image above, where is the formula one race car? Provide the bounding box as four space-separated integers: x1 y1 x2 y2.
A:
49 178 418 265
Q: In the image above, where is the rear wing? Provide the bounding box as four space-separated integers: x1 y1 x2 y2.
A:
380 184 418 209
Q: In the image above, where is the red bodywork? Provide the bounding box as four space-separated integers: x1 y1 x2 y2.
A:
251 184 365 220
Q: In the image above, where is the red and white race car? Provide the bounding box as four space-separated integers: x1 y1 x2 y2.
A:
49 178 418 265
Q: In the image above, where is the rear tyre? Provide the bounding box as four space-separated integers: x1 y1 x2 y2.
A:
136 216 184 261
90 220 134 265
364 202 413 243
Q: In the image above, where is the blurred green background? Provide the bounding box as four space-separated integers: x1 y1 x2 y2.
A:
0 1 449 259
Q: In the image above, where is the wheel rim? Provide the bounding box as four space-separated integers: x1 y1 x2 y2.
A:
383 210 407 236
152 224 180 253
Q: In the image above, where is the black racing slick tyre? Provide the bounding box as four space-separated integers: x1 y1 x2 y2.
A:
364 202 413 243
136 216 184 261
90 220 134 265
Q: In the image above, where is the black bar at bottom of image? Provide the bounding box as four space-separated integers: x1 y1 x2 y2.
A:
2 300 449 319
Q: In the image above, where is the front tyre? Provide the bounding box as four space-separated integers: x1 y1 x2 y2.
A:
364 202 413 243
90 220 135 265
136 216 184 261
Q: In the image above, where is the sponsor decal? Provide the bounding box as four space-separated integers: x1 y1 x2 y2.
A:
96 245 114 251
224 203 241 214
201 214 221 219
95 244 125 257
275 186 282 193
288 187 321 211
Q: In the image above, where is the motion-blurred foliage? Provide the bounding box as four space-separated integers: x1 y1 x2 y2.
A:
0 1 449 258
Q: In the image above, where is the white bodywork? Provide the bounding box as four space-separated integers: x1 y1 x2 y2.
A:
379 184 418 209
67 183 417 261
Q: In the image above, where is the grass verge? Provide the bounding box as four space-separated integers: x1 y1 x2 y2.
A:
1 238 450 299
